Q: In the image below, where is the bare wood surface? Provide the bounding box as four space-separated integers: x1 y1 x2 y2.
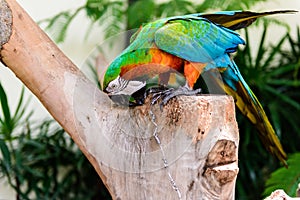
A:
264 190 300 200
100 96 239 199
0 0 239 199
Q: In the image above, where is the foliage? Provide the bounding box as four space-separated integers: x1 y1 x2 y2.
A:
0 83 32 136
40 0 273 44
0 83 110 199
263 153 300 197
234 25 300 199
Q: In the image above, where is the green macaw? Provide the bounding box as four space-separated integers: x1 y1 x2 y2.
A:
102 10 296 166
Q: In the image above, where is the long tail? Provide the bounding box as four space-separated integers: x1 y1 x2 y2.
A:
224 78 287 166
212 60 288 166
200 10 297 30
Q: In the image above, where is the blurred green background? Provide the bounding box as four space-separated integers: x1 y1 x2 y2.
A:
1 0 300 199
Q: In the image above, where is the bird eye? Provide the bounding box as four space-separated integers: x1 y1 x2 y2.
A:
111 84 117 89
109 83 119 91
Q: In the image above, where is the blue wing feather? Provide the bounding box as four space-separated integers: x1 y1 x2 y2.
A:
154 17 245 63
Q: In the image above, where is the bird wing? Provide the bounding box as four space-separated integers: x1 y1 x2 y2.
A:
154 17 245 63
199 10 297 30
130 10 296 45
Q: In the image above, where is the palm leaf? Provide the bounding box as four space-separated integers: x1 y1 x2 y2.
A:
263 153 300 197
0 82 11 129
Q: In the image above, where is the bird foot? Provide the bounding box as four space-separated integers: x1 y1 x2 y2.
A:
149 86 202 109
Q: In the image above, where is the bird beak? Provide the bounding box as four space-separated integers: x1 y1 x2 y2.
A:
108 94 132 106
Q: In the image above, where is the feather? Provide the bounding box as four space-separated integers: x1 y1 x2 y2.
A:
199 10 297 30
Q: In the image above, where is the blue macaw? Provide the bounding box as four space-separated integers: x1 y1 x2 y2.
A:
103 10 295 165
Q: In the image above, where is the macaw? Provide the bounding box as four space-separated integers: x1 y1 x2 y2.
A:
103 10 295 166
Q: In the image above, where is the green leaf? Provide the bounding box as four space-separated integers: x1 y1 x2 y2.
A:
267 63 299 77
42 7 84 43
262 34 287 69
263 153 300 197
267 79 300 87
0 83 11 128
13 87 25 118
243 29 253 67
127 0 155 29
264 85 300 110
43 12 71 43
0 138 11 172
255 24 267 68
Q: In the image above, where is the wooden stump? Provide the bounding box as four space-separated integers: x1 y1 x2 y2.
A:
92 95 239 200
0 0 239 199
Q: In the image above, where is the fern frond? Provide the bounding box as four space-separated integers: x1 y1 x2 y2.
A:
263 153 300 197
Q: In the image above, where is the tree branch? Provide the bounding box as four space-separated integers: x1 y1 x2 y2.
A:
0 0 239 199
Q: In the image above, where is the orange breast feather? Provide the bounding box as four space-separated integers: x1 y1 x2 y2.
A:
121 48 184 80
184 62 207 88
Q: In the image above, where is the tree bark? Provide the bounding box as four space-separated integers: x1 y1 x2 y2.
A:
0 0 239 199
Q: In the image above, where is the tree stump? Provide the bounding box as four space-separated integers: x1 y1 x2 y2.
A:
94 95 239 200
0 0 239 199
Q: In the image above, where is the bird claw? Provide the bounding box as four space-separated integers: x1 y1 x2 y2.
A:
148 86 202 110
150 88 174 105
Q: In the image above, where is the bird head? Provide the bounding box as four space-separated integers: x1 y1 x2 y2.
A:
104 75 146 96
104 76 146 106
